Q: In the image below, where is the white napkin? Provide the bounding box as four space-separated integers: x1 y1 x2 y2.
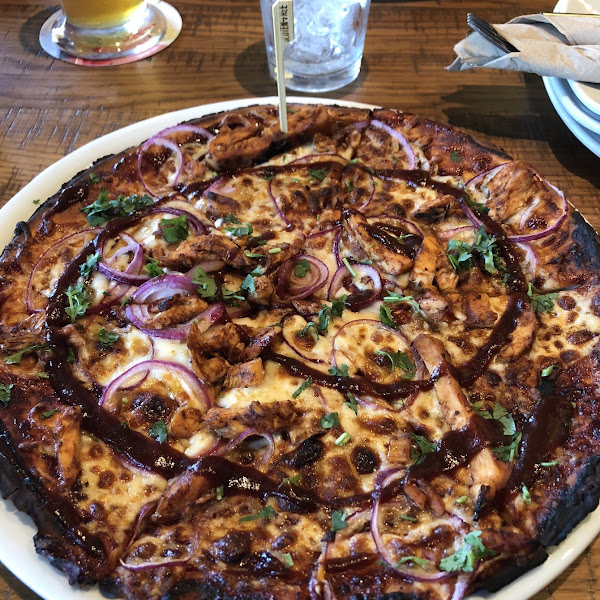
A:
447 14 600 83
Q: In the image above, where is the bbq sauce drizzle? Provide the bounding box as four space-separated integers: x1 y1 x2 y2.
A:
31 155 570 571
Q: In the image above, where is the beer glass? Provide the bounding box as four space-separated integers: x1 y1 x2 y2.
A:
39 0 180 65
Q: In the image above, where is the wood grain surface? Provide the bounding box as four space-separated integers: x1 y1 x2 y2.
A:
0 1 599 599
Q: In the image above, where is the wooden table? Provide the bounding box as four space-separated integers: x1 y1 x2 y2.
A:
0 0 599 599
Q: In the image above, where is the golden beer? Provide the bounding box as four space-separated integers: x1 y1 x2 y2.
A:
60 0 147 29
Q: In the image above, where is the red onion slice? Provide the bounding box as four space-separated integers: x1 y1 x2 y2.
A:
277 255 329 300
120 556 190 571
370 120 416 170
130 274 197 304
138 135 184 197
100 359 210 415
327 264 382 311
26 228 100 313
150 199 208 235
221 428 275 465
155 123 214 142
465 163 568 242
98 232 149 286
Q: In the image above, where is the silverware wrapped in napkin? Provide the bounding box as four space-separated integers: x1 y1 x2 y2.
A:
448 13 600 83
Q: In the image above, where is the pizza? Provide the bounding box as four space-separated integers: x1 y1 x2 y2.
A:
0 102 599 600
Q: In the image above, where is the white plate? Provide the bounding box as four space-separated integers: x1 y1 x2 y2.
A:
1 97 600 600
543 75 600 157
556 0 600 115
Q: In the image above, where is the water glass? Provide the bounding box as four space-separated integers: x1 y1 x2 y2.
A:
260 0 371 93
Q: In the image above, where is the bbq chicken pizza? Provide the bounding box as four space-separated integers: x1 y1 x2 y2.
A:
1 103 600 600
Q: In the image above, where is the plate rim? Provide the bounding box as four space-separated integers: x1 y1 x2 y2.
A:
0 96 599 600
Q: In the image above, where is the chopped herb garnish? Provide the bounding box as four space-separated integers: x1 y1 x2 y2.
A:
0 384 14 406
450 150 461 163
282 474 301 486
397 556 431 567
399 514 418 522
149 419 168 443
345 180 354 192
97 328 119 347
349 158 359 164
32 198 40 204
455 495 469 505
447 238 473 273
89 172 100 183
283 553 294 567
216 485 224 500
244 250 264 259
222 287 245 305
335 432 351 446
342 257 357 277
268 247 282 254
492 432 522 462
344 392 358 415
145 256 164 277
250 265 264 277
329 364 349 377
410 433 437 465
239 505 277 522
65 282 90 323
464 192 489 215
294 258 311 278
527 283 557 313
161 215 189 243
308 168 328 182
240 274 256 295
541 365 554 377
225 222 253 237
297 321 319 340
37 372 49 379
3 344 46 365
120 296 132 308
439 531 495 573
41 409 60 420
320 412 340 429
521 483 531 504
540 460 558 467
66 347 76 363
447 226 502 275
383 291 428 320
331 509 348 532
79 252 101 278
222 213 241 224
292 376 313 399
192 267 217 301
374 350 415 378
81 189 153 226
379 304 397 329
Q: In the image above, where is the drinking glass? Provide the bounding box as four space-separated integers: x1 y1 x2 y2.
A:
260 0 371 93
39 0 181 65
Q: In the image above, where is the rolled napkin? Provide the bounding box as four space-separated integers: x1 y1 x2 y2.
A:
448 13 600 83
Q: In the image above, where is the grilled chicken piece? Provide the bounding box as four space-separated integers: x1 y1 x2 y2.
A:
413 334 511 501
142 294 208 329
498 304 537 361
158 231 248 271
463 292 498 328
224 358 265 388
411 195 451 224
435 252 459 293
203 400 298 439
410 234 442 288
417 289 449 322
342 209 414 276
247 276 275 306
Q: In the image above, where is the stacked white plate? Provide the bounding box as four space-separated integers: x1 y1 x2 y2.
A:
543 0 600 157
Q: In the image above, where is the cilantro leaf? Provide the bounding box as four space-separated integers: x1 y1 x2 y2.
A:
97 328 119 347
225 222 253 237
397 556 431 568
149 419 168 443
374 350 415 378
527 283 557 313
491 403 516 436
240 274 255 295
81 189 153 226
3 344 46 365
222 287 245 305
410 433 437 465
383 291 427 320
244 249 264 259
439 531 495 573
79 252 101 278
316 299 345 334
521 483 531 504
292 376 313 399
0 384 14 406
239 505 277 522
222 213 241 224
294 258 311 278
282 474 301 486
308 168 328 182
331 509 348 532
145 256 164 277
447 238 473 273
65 282 90 323
41 409 60 420
450 150 461 163
328 364 349 377
192 267 217 301
344 392 358 415
379 304 397 329
297 321 319 340
541 365 554 377
161 215 189 243
320 412 340 429
283 552 294 567
492 432 522 462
